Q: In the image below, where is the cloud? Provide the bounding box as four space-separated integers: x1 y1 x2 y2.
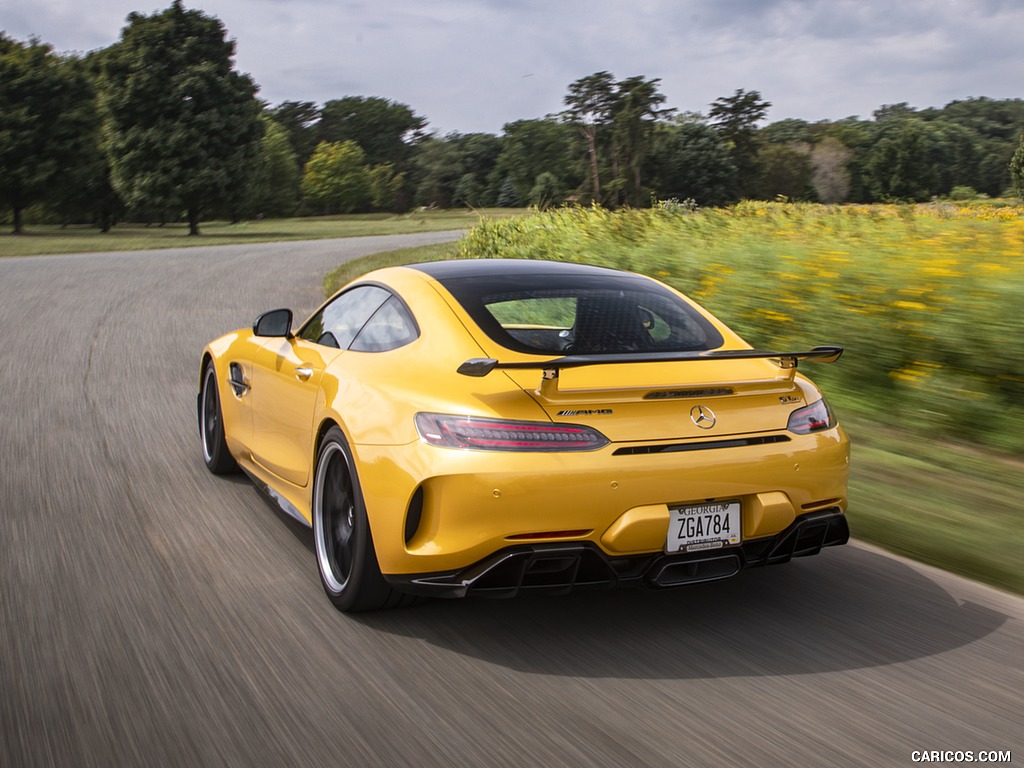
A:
1 0 1020 133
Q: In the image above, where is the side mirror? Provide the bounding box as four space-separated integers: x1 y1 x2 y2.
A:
253 308 293 338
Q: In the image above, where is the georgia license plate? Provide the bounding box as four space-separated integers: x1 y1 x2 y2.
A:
666 501 741 553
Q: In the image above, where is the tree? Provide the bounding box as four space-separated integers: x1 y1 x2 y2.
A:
751 144 816 200
413 136 464 208
452 132 502 205
99 1 264 235
301 141 372 213
563 71 617 204
492 119 578 206
709 89 772 197
318 96 425 168
644 121 738 207
496 175 521 207
0 35 96 233
817 117 877 202
268 100 320 167
46 51 123 231
761 118 812 145
865 119 936 201
873 102 918 122
1010 134 1024 199
244 118 300 217
453 173 481 207
926 121 983 196
368 163 407 212
808 137 853 203
529 172 561 209
610 75 673 206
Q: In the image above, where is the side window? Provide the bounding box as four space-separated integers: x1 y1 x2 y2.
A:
350 295 419 352
299 285 390 348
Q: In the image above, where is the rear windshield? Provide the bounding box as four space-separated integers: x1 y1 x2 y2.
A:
438 273 723 355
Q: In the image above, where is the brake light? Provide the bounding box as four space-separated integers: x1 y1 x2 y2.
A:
787 398 836 434
415 413 609 452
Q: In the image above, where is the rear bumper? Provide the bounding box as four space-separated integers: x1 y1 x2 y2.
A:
383 507 849 599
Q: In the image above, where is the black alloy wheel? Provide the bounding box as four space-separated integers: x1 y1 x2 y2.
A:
312 426 396 612
200 361 238 474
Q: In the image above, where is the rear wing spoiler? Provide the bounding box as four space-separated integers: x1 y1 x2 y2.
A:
457 345 844 377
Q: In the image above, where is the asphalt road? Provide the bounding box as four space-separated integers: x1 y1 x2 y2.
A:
2 234 1021 768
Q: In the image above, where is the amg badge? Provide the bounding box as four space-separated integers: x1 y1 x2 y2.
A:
557 409 613 417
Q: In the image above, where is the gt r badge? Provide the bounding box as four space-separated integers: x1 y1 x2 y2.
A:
690 405 717 429
779 395 801 404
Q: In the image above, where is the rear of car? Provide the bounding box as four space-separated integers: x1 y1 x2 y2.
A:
376 260 849 598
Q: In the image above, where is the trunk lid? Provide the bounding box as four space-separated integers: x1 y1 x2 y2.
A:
502 358 807 442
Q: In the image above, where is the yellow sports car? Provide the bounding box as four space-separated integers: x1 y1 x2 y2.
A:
199 259 849 611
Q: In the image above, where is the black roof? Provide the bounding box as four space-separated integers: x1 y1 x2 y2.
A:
407 259 626 280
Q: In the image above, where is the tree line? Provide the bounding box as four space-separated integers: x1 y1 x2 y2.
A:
4 1 1024 235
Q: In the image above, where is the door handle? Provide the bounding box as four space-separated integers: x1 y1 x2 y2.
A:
295 366 314 381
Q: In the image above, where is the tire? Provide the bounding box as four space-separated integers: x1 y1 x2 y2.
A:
200 360 238 475
313 426 407 612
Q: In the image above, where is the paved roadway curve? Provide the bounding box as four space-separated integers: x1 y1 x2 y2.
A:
1 235 1021 768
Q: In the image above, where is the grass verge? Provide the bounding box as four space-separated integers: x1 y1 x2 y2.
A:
0 208 524 258
844 416 1022 595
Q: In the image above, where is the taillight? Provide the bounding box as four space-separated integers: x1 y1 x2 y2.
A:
415 413 609 452
787 398 836 434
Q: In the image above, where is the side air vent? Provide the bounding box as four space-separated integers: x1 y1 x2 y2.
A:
644 387 734 400
614 434 790 456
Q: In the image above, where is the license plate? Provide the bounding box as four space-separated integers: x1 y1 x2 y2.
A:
666 501 741 553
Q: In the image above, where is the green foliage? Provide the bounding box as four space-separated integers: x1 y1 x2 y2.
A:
453 173 481 208
301 141 372 213
865 119 936 201
413 136 464 208
99 1 264 234
0 35 98 233
948 185 982 201
752 144 816 201
267 100 320 167
644 122 737 206
529 172 561 209
610 75 673 206
40 51 122 231
368 163 407 212
493 119 578 206
563 71 616 205
709 89 772 197
450 133 502 206
496 176 521 208
760 118 812 145
562 72 672 207
318 96 425 168
1010 134 1024 199
245 118 300 217
457 202 1024 453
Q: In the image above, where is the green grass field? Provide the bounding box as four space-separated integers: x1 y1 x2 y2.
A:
0 208 525 258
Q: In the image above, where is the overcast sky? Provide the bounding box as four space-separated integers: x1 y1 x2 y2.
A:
3 0 1021 135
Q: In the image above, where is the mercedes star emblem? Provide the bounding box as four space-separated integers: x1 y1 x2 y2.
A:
690 404 717 429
